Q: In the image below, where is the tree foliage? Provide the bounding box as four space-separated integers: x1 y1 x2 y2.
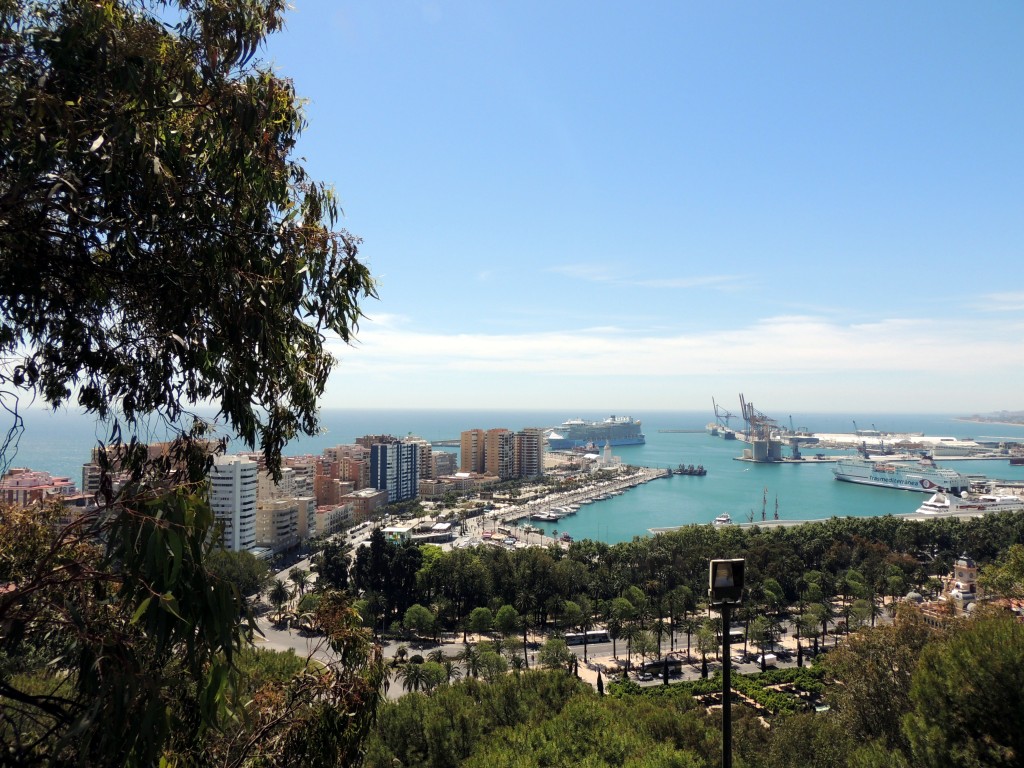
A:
0 479 247 765
206 547 270 598
903 613 1024 768
0 0 375 476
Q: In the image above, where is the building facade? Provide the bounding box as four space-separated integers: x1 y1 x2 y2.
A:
459 429 486 474
370 441 419 503
210 455 259 552
515 428 545 479
485 428 515 480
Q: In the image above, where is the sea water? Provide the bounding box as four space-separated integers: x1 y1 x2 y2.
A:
6 408 1024 543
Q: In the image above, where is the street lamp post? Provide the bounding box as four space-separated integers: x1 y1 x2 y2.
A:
709 558 745 768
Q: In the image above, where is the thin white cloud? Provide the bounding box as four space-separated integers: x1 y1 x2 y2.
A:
976 292 1024 312
327 314 1024 378
548 262 743 290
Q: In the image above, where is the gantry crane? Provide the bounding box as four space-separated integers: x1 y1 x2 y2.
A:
712 397 735 431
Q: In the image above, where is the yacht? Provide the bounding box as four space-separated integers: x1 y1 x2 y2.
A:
712 512 732 526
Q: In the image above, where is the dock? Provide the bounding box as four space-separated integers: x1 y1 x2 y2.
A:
650 506 1014 535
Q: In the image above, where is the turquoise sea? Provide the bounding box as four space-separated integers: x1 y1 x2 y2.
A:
5 408 1024 543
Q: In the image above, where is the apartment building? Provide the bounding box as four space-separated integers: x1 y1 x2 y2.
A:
431 450 458 478
369 440 419 503
459 429 486 473
485 428 515 480
209 455 258 552
515 428 545 479
339 487 388 523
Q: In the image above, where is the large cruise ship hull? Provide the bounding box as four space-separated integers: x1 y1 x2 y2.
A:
547 436 645 450
833 458 970 494
545 415 645 451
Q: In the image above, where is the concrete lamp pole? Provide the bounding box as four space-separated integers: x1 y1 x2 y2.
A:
709 558 745 768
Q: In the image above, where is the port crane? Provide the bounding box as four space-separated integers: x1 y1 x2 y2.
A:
739 393 779 441
712 397 735 431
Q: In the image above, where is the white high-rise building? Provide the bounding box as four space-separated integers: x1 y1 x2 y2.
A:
210 455 258 552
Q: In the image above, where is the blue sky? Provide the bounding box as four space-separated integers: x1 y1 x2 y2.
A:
264 1 1023 413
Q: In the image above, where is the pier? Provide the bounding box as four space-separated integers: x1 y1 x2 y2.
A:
649 506 1015 535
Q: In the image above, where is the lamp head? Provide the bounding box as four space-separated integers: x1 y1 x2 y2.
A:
709 558 745 605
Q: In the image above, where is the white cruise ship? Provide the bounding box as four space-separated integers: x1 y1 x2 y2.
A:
833 457 970 494
917 491 1024 515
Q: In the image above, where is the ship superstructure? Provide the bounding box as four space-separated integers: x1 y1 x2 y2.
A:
545 415 645 450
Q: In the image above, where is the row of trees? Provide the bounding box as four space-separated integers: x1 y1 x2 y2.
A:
363 608 1024 768
314 511 1024 664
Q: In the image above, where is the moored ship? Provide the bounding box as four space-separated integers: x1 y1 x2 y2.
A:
545 415 645 450
916 491 1024 515
833 457 970 494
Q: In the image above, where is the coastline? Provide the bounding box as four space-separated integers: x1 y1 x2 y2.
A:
953 417 1024 428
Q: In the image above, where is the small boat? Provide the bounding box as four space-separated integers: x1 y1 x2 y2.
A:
712 513 732 526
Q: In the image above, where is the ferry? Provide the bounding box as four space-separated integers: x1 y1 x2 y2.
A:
916 491 1024 515
712 513 732 526
833 457 970 494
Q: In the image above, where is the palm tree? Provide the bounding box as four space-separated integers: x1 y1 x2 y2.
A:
441 659 462 685
288 567 310 597
621 623 642 673
395 662 427 693
268 579 291 621
394 645 409 665
506 651 526 675
456 642 482 678
816 601 837 646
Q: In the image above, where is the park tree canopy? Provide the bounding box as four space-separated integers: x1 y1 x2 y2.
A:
0 0 375 475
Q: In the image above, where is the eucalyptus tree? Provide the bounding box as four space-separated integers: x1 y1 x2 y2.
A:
0 0 381 758
0 0 375 481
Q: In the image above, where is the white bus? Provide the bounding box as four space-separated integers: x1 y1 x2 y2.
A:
564 629 610 645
